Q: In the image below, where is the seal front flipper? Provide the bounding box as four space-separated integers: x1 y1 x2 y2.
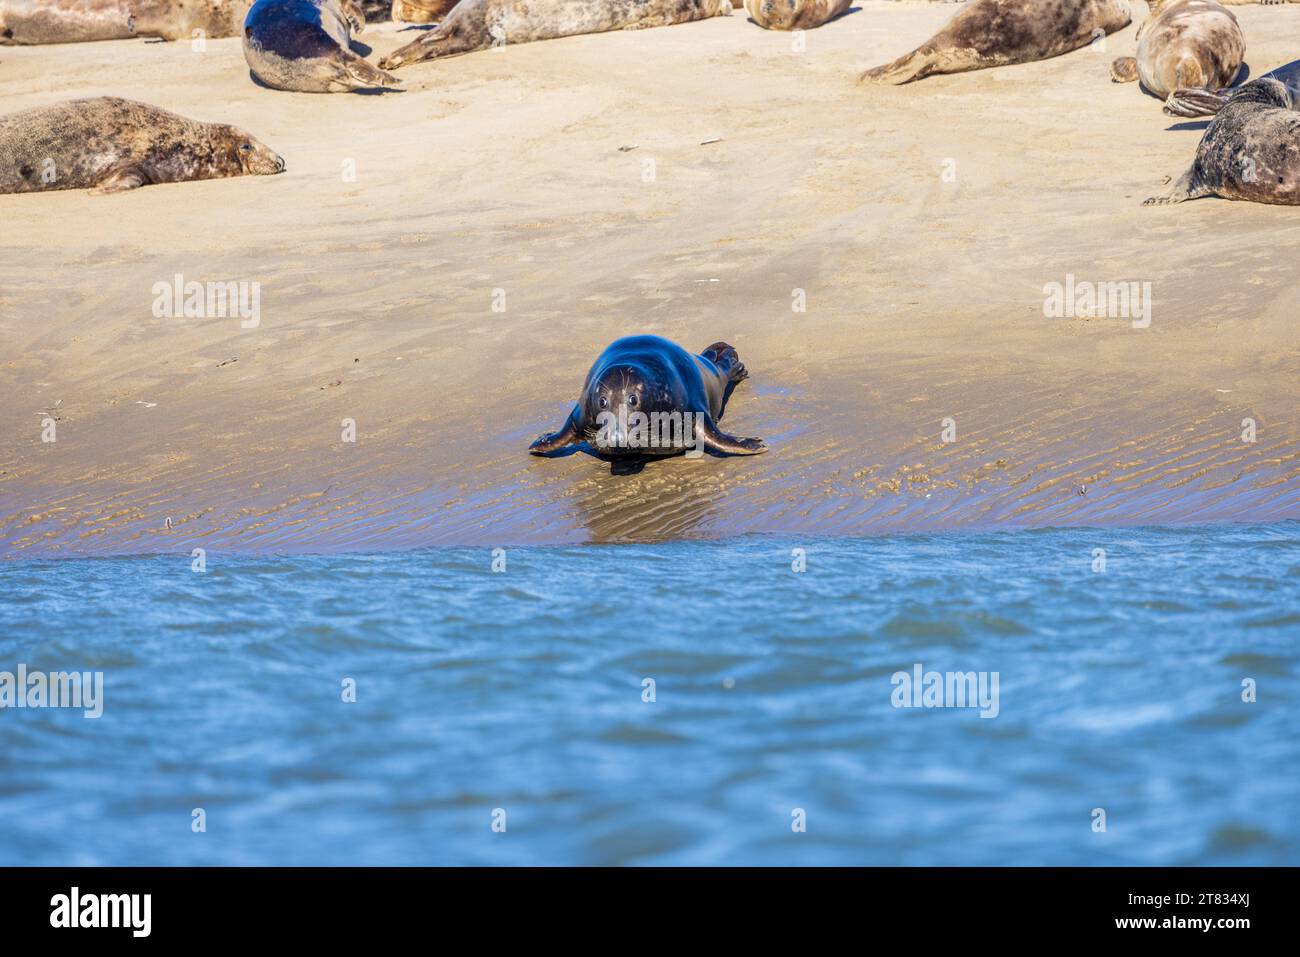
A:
1142 169 1211 206
697 418 766 456
1110 56 1139 83
529 407 583 455
379 25 478 69
1164 87 1232 117
92 166 148 194
336 50 403 89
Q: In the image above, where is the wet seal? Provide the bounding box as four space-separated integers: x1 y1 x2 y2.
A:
529 335 766 474
243 0 400 92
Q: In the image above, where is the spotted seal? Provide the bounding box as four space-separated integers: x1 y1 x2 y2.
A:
379 0 732 70
1144 77 1300 205
1109 0 1244 104
243 0 400 92
0 0 251 44
528 335 766 471
860 0 1132 85
0 97 284 194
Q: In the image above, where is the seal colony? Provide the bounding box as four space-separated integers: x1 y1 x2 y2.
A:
0 0 251 44
860 0 1132 85
1109 0 1245 102
0 97 284 194
378 0 733 70
1144 77 1300 206
243 0 400 92
529 335 765 471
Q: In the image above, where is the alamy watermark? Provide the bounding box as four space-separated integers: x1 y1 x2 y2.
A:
1043 274 1151 329
152 274 260 329
0 665 103 718
891 663 999 718
593 407 703 457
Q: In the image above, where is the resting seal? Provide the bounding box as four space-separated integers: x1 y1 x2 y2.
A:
0 0 251 45
744 0 851 30
380 0 732 70
1144 77 1300 205
244 0 400 92
529 335 766 471
860 0 1131 85
1164 56 1300 117
1109 0 1244 103
0 97 284 194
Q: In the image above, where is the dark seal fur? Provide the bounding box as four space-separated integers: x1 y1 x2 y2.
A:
860 0 1132 85
1145 77 1300 205
243 0 400 92
529 335 766 472
0 97 284 194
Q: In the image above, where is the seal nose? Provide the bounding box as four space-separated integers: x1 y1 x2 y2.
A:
274 155 286 173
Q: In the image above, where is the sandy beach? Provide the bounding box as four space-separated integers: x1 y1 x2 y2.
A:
1 3 1298 556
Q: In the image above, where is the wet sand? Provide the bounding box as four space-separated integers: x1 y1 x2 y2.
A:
1 5 1298 556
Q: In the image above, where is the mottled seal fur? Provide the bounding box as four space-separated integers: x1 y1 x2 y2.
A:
0 97 284 194
389 0 457 23
529 335 766 471
744 0 851 30
0 0 251 44
860 0 1132 85
1165 56 1300 117
380 0 732 70
1144 77 1300 205
244 0 399 91
1109 0 1244 102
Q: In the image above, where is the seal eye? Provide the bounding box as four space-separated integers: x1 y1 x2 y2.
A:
627 394 638 408
240 143 252 152
598 395 608 410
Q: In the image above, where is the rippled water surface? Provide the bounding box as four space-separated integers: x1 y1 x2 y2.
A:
1 523 1297 865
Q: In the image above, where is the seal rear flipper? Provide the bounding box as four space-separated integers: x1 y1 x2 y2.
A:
1142 169 1212 206
700 342 747 383
528 407 583 455
91 166 148 194
1110 56 1138 83
378 26 478 70
859 48 934 86
698 418 766 456
1164 87 1232 117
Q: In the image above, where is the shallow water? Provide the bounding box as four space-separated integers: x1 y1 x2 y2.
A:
1 522 1297 865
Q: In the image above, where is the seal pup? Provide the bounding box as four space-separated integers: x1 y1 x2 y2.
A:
1109 0 1244 103
528 335 766 471
380 0 732 70
1144 77 1300 205
0 0 251 45
744 0 852 30
860 0 1132 85
244 0 400 91
0 98 284 194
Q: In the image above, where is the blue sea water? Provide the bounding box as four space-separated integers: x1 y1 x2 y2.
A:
1 523 1297 866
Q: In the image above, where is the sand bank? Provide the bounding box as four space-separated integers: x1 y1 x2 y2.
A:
1 5 1297 556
